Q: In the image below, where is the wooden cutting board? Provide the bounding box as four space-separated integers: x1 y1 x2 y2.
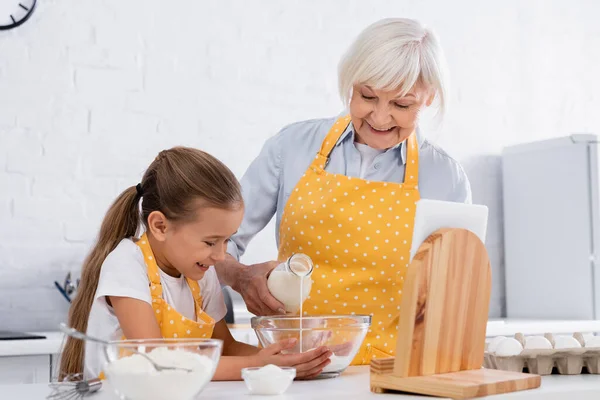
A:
370 228 540 399
371 360 541 399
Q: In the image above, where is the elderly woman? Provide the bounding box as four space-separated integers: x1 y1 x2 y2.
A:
216 18 471 364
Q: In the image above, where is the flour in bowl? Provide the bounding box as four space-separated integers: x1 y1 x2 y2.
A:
104 347 215 400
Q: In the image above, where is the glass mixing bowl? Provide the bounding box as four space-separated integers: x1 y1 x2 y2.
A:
251 315 371 378
103 338 222 400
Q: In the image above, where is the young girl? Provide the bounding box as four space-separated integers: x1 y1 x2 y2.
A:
60 147 331 380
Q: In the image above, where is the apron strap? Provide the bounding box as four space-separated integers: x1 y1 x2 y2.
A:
317 115 353 159
136 233 205 307
136 233 164 299
403 133 419 188
185 278 206 320
312 115 420 189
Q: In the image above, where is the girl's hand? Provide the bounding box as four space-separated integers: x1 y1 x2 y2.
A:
256 339 332 379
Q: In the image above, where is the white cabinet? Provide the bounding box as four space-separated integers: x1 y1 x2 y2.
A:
0 332 63 385
0 355 52 384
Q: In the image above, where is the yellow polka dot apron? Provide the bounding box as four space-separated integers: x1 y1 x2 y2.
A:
136 233 216 339
277 115 420 365
97 234 216 379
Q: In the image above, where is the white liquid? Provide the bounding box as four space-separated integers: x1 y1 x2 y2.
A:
266 259 312 353
299 277 303 352
267 271 311 313
294 260 310 353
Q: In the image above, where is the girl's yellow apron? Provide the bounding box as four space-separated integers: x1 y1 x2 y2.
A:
136 233 216 338
277 115 420 365
98 234 215 379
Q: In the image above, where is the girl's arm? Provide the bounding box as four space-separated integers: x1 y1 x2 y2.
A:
211 319 332 381
212 319 258 356
110 296 162 338
110 299 332 381
211 319 260 380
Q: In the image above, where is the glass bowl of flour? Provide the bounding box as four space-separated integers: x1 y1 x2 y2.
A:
251 315 371 378
103 338 222 400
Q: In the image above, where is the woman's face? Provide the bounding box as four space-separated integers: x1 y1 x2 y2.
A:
349 83 434 150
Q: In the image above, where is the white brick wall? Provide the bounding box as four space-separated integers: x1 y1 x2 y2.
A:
1 0 599 331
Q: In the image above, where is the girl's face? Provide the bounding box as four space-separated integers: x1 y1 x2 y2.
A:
148 202 244 280
349 83 434 150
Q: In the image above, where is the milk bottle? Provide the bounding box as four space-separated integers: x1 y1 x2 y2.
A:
267 253 313 314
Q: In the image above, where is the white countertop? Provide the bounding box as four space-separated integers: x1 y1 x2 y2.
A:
0 332 64 357
3 366 600 399
1 319 599 358
485 319 600 337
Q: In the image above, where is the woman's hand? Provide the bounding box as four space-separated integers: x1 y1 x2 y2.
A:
255 339 332 379
235 260 285 316
215 255 284 316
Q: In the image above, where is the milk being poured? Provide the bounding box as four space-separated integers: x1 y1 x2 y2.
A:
266 254 313 352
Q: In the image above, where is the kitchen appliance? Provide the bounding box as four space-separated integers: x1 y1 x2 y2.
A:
502 134 600 319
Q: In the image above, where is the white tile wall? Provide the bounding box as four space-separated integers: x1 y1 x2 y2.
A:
0 0 599 331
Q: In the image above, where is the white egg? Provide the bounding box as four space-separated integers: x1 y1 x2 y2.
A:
584 336 600 348
524 336 553 350
495 338 524 356
487 336 507 353
553 335 582 349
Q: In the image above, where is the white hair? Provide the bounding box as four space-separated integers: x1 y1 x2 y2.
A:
338 18 449 118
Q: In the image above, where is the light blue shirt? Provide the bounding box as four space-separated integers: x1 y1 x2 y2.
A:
227 116 472 260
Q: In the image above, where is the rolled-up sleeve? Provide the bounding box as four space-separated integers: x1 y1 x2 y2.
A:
227 133 282 260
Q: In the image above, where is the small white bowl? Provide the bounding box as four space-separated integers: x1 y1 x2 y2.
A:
241 366 296 395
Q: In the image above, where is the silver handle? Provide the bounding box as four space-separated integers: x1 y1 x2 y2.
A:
59 323 110 346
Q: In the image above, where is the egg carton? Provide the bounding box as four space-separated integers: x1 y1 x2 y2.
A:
484 333 600 375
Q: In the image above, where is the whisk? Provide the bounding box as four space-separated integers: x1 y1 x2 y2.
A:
47 374 102 400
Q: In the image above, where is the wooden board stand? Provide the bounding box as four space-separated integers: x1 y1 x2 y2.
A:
370 228 541 399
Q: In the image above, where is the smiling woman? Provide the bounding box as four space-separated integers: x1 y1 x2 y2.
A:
215 17 472 366
349 82 434 150
339 18 447 150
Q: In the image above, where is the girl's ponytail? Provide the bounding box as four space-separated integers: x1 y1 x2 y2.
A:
59 186 140 378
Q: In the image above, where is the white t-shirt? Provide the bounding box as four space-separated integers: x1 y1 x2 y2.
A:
355 142 386 178
84 239 227 379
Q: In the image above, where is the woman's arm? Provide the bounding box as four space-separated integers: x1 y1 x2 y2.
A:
211 319 262 380
214 134 287 316
220 133 283 266
216 256 284 316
